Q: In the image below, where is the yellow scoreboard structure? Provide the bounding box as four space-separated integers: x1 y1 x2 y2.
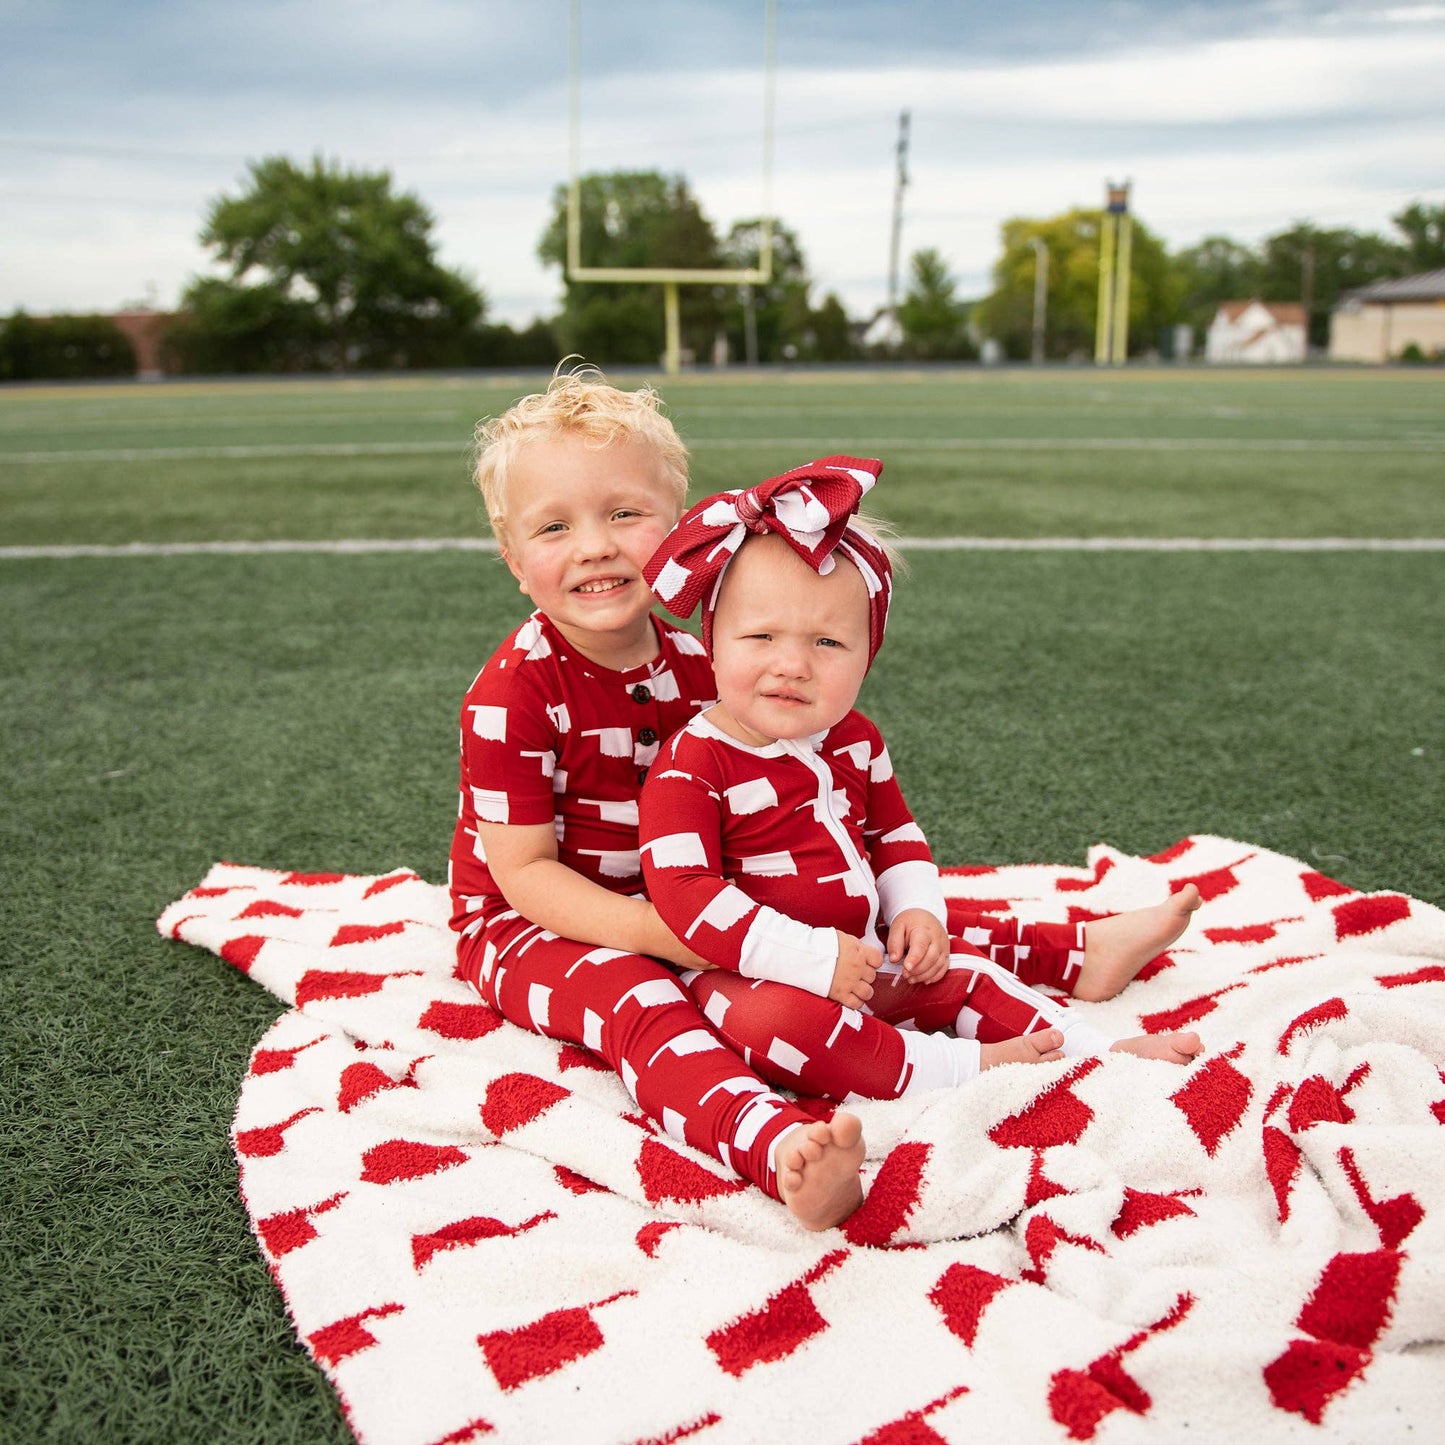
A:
1095 181 1133 366
567 0 778 375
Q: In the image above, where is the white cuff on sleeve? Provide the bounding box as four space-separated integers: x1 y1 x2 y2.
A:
737 907 838 998
876 858 947 926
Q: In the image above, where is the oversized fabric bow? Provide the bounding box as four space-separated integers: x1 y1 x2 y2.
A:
645 455 893 662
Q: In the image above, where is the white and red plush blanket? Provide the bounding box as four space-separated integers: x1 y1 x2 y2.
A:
157 836 1445 1445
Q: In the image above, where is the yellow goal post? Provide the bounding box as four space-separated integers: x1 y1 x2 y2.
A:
567 0 778 373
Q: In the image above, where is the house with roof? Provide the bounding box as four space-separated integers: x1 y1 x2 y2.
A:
1205 300 1307 363
1330 269 1445 362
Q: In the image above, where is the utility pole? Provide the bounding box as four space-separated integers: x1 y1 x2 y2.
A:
1028 236 1049 364
1300 241 1316 357
885 109 910 349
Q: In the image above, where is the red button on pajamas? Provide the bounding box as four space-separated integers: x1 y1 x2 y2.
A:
639 711 1120 1103
448 611 818 1198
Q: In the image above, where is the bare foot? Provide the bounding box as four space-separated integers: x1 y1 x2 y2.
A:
776 1114 865 1231
979 1028 1065 1068
1075 884 1202 1001
1110 1030 1204 1065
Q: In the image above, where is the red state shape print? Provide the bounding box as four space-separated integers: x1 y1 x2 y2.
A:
418 1000 504 1040
233 1107 320 1158
554 1164 609 1196
1338 1148 1424 1249
635 1221 681 1258
625 1413 721 1445
706 1251 847 1378
1134 950 1177 983
1172 861 1247 902
1170 1045 1252 1156
1287 1066 1367 1133
249 1037 323 1075
330 921 408 946
1264 1251 1402 1423
220 934 266 974
1278 998 1349 1056
337 1059 421 1114
988 1059 1101 1150
281 871 345 886
1025 1150 1070 1208
1377 964 1445 989
1148 838 1196 864
1048 1294 1194 1441
257 1191 347 1260
842 1140 930 1247
412 1212 555 1269
1110 1187 1199 1239
235 899 304 920
1300 869 1353 901
428 1420 494 1445
1056 856 1115 892
1139 984 1242 1034
480 1073 570 1136
1203 919 1300 945
636 1137 746 1205
856 1387 970 1445
476 1292 633 1392
308 1303 404 1367
294 969 394 1007
1022 1214 1104 1284
928 1263 1014 1348
1333 893 1410 940
362 870 419 898
360 1139 469 1184
1262 1126 1303 1223
556 1043 611 1072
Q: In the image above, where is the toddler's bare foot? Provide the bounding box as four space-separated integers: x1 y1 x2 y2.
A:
1110 1030 1204 1065
1076 884 1202 1001
979 1028 1065 1068
777 1114 865 1231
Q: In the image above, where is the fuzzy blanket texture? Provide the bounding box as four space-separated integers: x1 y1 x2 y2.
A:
157 836 1445 1445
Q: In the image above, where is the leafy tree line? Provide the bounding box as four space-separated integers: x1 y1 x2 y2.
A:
7 151 1441 377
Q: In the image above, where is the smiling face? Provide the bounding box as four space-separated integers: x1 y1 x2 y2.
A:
708 533 872 747
501 432 681 669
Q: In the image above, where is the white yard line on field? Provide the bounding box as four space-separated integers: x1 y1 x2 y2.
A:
1 436 1443 464
5 537 1445 561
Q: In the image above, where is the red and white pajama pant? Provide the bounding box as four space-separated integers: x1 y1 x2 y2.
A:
683 912 1118 1103
462 915 814 1201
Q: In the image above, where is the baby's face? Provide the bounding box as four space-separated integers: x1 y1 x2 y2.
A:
709 534 871 747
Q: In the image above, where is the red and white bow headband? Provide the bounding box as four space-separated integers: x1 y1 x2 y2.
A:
645 456 893 662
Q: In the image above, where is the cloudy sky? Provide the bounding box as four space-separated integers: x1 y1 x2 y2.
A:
3 1 1443 326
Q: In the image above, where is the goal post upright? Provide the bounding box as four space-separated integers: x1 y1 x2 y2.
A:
566 0 778 374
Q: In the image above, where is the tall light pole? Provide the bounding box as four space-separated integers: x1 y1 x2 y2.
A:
1028 236 1049 364
885 109 910 348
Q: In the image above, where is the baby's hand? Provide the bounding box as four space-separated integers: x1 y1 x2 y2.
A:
830 931 881 1009
888 909 950 985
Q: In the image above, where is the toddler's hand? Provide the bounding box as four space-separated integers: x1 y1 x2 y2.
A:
888 909 949 985
830 931 881 1009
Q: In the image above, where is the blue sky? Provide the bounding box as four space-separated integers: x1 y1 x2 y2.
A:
3 1 1443 325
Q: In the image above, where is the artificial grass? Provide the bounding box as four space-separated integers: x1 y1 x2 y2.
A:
2 366 1443 1441
3 544 1442 1441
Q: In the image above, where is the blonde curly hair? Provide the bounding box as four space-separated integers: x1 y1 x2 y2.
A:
473 362 689 549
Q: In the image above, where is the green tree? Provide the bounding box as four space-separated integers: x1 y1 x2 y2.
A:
0 311 137 380
975 210 1179 360
1174 235 1263 333
896 249 974 360
806 293 858 362
183 155 484 371
1258 222 1404 349
538 170 723 365
719 218 811 363
1391 201 1445 273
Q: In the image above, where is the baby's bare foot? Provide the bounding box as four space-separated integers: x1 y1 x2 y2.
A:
1076 884 1202 1001
777 1114 865 1231
979 1028 1065 1068
1110 1030 1204 1065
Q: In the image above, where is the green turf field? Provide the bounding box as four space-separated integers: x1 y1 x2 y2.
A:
2 366 1442 1442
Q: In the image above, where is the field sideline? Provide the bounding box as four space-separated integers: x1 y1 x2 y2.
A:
2 366 1442 1443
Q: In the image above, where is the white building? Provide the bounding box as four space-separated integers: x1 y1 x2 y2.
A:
1205 300 1308 364
1330 269 1445 362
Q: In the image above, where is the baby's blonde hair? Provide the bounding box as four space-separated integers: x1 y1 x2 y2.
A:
473 362 689 548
